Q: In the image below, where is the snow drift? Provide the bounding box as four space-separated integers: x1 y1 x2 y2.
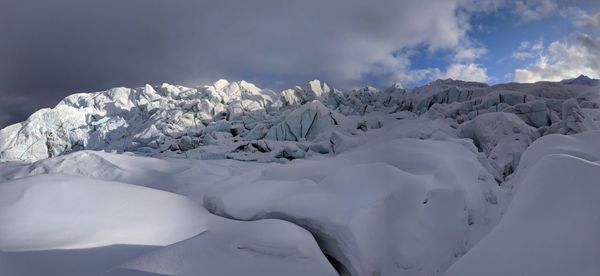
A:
444 153 600 276
0 173 207 251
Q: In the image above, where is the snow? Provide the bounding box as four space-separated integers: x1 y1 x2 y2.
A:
561 74 600 86
1 76 600 275
0 137 506 275
460 112 540 181
207 138 505 275
0 173 208 251
107 218 337 276
266 100 335 141
444 154 600 276
2 76 599 166
0 169 336 276
561 98 599 134
518 130 600 171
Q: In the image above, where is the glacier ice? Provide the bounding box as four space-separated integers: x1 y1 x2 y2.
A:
1 76 599 276
1 77 599 169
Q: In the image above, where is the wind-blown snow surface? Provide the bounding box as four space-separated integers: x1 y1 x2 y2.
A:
0 76 599 275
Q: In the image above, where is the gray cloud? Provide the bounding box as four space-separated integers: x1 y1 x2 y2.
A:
512 0 558 22
0 0 500 127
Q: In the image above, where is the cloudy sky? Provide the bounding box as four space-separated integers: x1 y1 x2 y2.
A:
0 0 599 127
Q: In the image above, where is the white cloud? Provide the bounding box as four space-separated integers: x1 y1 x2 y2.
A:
454 46 488 62
439 63 489 82
519 41 531 49
512 38 543 60
561 7 600 28
513 0 558 22
513 32 600 83
531 39 544 51
390 68 440 85
391 63 489 85
512 52 535 60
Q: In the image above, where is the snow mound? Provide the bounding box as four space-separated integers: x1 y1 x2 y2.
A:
0 174 208 251
205 138 506 275
0 172 337 276
444 154 600 276
503 130 600 193
107 218 337 276
1 133 507 275
518 130 600 171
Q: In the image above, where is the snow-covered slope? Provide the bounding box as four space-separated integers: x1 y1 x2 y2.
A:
0 137 505 275
444 133 600 276
207 138 506 275
0 76 599 276
0 173 207 251
0 166 337 276
106 218 337 276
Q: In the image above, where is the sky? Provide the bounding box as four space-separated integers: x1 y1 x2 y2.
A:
0 0 599 127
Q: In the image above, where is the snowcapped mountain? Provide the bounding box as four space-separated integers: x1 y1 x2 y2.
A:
1 77 599 276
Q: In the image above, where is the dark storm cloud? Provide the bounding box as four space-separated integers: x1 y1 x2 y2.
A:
0 0 196 126
0 0 496 127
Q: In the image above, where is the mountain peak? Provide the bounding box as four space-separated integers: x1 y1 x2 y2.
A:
561 75 599 86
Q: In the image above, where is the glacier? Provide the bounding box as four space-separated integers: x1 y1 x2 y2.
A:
0 75 599 276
